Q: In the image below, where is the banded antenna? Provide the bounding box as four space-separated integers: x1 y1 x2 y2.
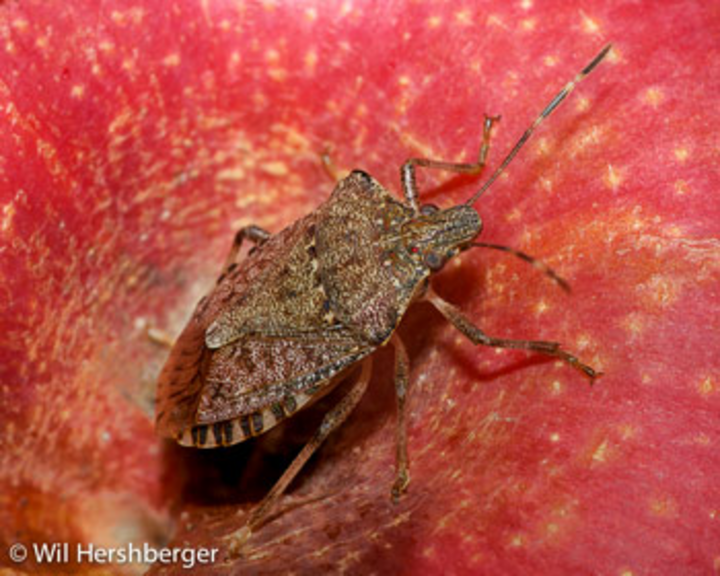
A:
467 44 612 206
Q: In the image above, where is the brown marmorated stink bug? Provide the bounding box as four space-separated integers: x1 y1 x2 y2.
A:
155 44 611 552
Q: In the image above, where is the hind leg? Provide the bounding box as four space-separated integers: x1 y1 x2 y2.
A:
225 359 373 556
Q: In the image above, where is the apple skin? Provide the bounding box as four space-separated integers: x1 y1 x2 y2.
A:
1 0 719 574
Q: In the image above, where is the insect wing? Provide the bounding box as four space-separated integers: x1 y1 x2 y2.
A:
195 329 372 425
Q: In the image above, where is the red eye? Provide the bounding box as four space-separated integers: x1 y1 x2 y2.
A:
410 246 420 254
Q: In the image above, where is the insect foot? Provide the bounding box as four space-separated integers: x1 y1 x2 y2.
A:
391 469 411 504
155 44 610 545
223 526 252 560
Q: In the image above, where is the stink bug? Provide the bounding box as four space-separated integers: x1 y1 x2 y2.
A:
155 44 611 551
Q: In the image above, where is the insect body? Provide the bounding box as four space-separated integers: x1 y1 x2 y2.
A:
155 44 611 549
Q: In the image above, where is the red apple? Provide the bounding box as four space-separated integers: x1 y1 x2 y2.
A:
1 0 719 574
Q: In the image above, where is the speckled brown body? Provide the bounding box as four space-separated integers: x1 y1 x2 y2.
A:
155 169 475 448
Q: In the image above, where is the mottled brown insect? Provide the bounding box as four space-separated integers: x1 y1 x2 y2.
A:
155 45 611 550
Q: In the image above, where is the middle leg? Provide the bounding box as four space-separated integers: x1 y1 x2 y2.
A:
390 334 411 503
426 287 601 382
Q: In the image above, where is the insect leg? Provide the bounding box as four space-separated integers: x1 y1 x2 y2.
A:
220 225 271 277
390 334 411 503
147 327 175 348
401 115 500 211
426 288 601 383
225 359 373 555
320 147 342 182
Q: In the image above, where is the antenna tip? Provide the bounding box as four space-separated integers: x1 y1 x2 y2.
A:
582 43 614 75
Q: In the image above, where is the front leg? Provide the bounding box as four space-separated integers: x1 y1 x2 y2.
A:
426 288 601 382
401 114 500 211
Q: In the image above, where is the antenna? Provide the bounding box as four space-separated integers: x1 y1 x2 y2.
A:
467 44 612 206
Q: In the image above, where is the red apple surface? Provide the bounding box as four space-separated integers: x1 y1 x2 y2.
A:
1 1 719 574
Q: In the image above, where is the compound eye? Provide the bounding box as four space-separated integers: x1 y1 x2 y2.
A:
423 250 445 271
419 204 439 216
